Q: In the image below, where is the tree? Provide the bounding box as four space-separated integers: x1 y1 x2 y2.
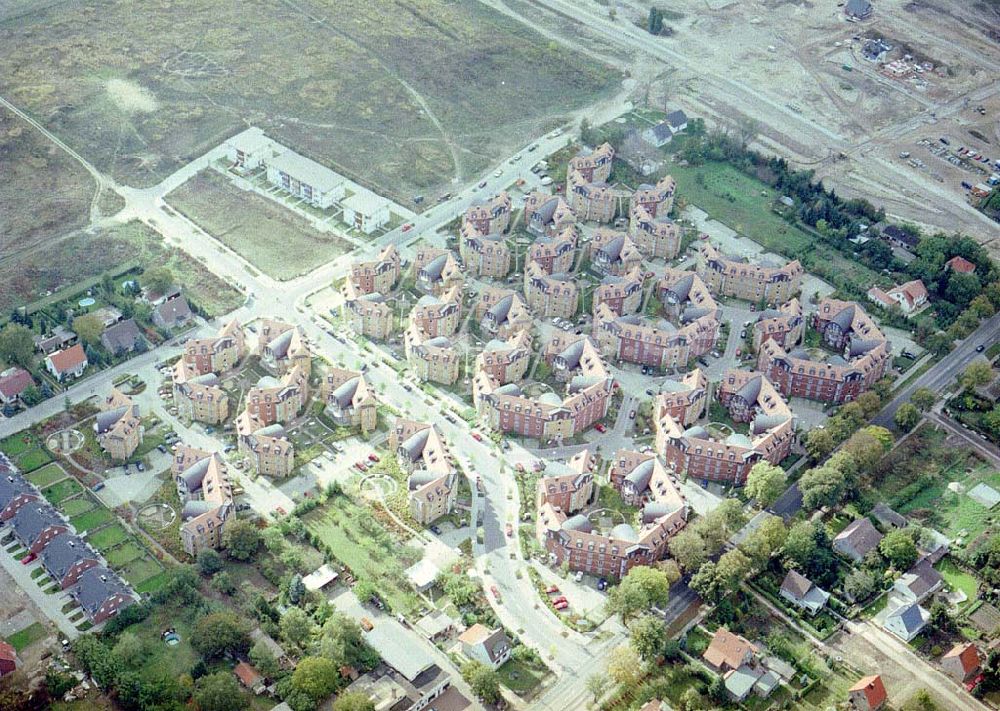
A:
679 687 705 711
716 549 752 586
250 639 280 679
606 645 641 687
946 272 981 307
783 521 819 569
799 465 847 510
72 314 103 347
901 689 939 711
843 569 877 602
0 324 34 367
668 528 708 572
280 607 315 648
984 406 1000 440
111 631 144 668
929 600 954 633
605 565 671 624
805 427 836 461
192 612 251 658
288 573 306 605
194 671 246 711
223 519 263 561
143 266 175 295
461 660 501 704
911 388 937 412
585 672 609 703
841 431 886 477
689 561 725 604
316 615 380 672
332 691 376 711
739 516 787 567
197 548 223 576
630 615 667 662
961 360 993 390
894 403 921 432
291 657 340 704
880 529 918 570
744 462 786 508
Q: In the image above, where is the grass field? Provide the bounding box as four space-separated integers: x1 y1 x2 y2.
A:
166 170 352 280
88 523 131 551
42 478 83 504
936 558 979 601
0 432 41 457
4 621 47 652
59 496 96 517
16 446 53 473
498 658 548 696
0 0 614 204
0 220 243 316
134 570 172 595
105 541 146 567
121 556 164 588
71 507 115 532
26 461 66 488
304 493 422 614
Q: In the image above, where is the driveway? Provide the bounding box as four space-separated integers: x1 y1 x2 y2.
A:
0 531 80 639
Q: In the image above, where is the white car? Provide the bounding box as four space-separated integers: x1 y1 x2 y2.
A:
494 169 503 177
574 571 584 583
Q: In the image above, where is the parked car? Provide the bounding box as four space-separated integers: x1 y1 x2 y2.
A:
629 410 636 419
21 553 36 565
646 388 656 396
368 453 380 462
491 585 501 601
594 423 607 433
360 617 374 631
574 571 584 583
597 578 608 591
515 462 525 473
93 482 105 492
478 180 487 188
136 462 145 472
553 596 568 604
401 223 414 232
554 600 568 610
545 585 560 594
505 523 513 537
735 348 742 357
156 444 168 454
472 432 483 442
430 525 442 535
355 461 367 472
977 344 986 352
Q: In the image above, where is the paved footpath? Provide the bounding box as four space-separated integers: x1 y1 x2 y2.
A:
0 535 79 639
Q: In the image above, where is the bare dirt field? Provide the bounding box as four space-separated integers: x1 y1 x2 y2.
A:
165 169 353 280
0 564 55 675
0 0 617 204
0 221 243 316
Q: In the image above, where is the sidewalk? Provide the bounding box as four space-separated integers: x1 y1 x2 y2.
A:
0 535 79 640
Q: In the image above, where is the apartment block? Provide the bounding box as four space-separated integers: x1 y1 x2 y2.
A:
566 143 618 223
173 372 229 425
176 318 246 378
655 369 708 427
697 243 803 305
460 223 511 279
392 419 456 525
349 245 401 296
593 269 645 317
321 368 377 433
414 248 464 296
342 190 391 234
524 261 578 320
630 204 682 259
236 413 295 478
245 365 309 427
528 225 577 275
257 319 311 376
463 192 512 235
476 288 533 339
409 286 462 338
524 193 576 238
751 298 804 351
590 229 644 276
475 330 531 385
95 389 143 461
343 281 394 340
404 324 460 385
629 175 677 221
173 446 234 556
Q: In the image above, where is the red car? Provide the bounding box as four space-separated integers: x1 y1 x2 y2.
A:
355 461 368 472
471 432 483 442
20 553 36 565
554 600 568 610
545 585 560 594
594 423 607 433
368 453 380 462
553 596 568 605
491 585 501 601
401 223 414 232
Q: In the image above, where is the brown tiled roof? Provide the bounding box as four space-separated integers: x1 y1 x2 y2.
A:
703 628 755 670
850 675 887 709
48 344 87 373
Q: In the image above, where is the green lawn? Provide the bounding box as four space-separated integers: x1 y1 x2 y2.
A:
497 657 548 696
71 508 115 532
59 497 96 517
120 603 199 681
42 478 83 504
134 570 172 595
87 523 130 551
121 556 164 587
936 558 979 601
26 461 67 488
304 493 422 614
4 622 47 652
0 432 41 457
105 541 146 568
16 447 53 473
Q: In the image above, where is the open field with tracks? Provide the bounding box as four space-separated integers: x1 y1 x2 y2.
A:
0 0 616 206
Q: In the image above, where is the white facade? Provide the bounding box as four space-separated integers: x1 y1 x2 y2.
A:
342 191 391 234
225 127 279 173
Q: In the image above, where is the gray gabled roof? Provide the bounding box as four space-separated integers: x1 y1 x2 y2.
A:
179 457 211 491
610 523 638 543
889 601 926 633
94 406 130 434
267 329 294 359
486 294 514 323
400 427 432 462
780 570 813 600
11 504 65 545
557 339 586 369
624 459 655 493
71 566 133 615
41 533 96 581
421 254 449 280
181 500 215 520
329 376 361 409
665 110 689 128
735 375 763 404
408 470 440 490
100 318 143 353
0 460 36 509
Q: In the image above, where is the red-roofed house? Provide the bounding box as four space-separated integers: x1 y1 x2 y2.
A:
0 367 34 405
233 661 265 693
946 256 976 274
867 279 928 315
0 640 17 677
941 642 981 683
849 675 887 711
45 344 88 382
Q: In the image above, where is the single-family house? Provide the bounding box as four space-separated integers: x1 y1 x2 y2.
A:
702 628 756 673
642 122 675 148
458 624 511 670
849 675 887 711
884 601 929 641
866 280 928 315
70 566 135 625
34 326 77 354
893 557 943 605
0 367 34 405
880 225 918 250
40 533 100 589
833 517 883 562
45 343 87 382
941 642 981 683
152 296 194 330
946 256 976 274
100 318 144 355
779 570 830 615
665 109 689 133
0 457 40 522
871 503 907 529
11 503 68 555
234 661 266 694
